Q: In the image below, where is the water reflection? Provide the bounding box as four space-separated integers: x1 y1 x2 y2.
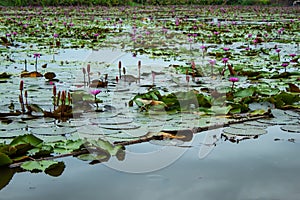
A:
2 125 300 200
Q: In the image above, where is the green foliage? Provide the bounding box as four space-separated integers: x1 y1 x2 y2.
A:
130 89 211 112
0 0 274 6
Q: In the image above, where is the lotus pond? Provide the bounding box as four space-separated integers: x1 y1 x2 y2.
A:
0 5 300 200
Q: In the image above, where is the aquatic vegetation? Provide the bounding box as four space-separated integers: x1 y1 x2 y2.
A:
0 5 299 189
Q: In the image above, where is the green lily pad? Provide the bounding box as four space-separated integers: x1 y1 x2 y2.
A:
21 160 59 172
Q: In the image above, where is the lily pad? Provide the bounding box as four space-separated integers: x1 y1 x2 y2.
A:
229 124 267 130
280 125 300 133
31 127 77 136
258 118 298 125
91 117 133 125
21 160 59 172
223 127 267 136
99 124 141 130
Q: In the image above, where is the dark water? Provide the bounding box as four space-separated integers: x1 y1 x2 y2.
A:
1 125 300 200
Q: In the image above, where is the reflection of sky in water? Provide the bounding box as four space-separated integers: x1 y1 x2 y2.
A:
2 125 300 200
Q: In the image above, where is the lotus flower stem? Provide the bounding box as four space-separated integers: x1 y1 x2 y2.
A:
19 80 25 113
56 91 61 107
186 69 190 89
118 61 122 79
61 91 66 118
123 67 126 82
19 94 25 114
138 60 141 84
53 85 56 110
68 92 72 105
24 90 28 106
87 64 91 85
82 67 86 86
24 59 27 71
152 71 156 85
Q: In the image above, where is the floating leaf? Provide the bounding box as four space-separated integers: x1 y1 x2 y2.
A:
280 125 300 133
234 87 255 98
21 160 59 172
10 134 43 147
223 127 267 136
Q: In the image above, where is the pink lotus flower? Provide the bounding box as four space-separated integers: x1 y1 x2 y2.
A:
222 58 229 63
289 54 296 57
229 77 239 82
229 77 239 90
53 33 59 38
33 53 41 58
223 47 230 51
90 89 101 95
209 59 216 65
200 45 206 49
282 62 289 72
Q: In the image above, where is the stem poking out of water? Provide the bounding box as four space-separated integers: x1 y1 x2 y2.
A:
138 60 141 84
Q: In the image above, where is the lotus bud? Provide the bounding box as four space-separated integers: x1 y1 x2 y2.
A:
19 80 24 91
123 67 126 75
61 91 66 101
53 85 56 97
68 92 71 105
186 75 190 83
87 64 91 74
118 61 121 69
138 60 141 69
57 91 61 106
116 76 119 83
82 67 86 75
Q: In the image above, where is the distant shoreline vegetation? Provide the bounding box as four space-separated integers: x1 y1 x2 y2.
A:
0 0 296 6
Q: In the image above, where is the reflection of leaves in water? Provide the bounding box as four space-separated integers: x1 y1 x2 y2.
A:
79 138 125 164
0 167 16 190
19 160 66 176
